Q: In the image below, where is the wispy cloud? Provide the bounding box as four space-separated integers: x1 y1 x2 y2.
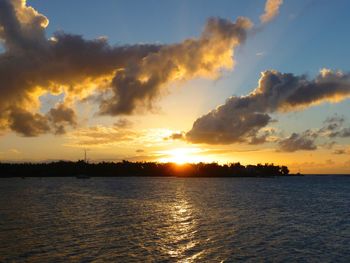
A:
333 149 348 155
9 148 21 154
277 114 350 152
65 126 176 148
113 118 133 129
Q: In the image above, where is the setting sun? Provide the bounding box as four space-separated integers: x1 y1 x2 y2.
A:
158 148 209 164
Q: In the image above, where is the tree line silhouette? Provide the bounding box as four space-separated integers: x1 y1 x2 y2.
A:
0 160 296 178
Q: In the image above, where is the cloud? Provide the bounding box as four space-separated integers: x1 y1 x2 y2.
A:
321 141 336 150
329 128 350 138
0 0 48 52
319 115 350 138
0 0 161 135
187 105 271 144
333 149 347 155
9 148 21 154
113 118 133 128
164 132 185 141
6 103 77 137
186 69 350 144
249 128 278 145
9 107 50 137
325 159 335 165
0 12 159 135
65 126 176 148
99 16 252 115
260 0 284 23
276 115 350 152
47 103 77 134
0 0 256 136
321 115 345 132
65 126 138 147
278 130 317 152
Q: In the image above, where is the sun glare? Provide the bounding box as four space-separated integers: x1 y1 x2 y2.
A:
158 148 209 164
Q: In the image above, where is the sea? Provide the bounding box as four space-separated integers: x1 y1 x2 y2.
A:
0 176 349 262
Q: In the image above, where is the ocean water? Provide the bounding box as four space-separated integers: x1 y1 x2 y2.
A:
0 176 349 262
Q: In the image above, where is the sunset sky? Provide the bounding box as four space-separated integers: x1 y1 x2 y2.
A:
1 0 350 173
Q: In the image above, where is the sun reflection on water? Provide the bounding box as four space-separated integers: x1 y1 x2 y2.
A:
159 184 204 262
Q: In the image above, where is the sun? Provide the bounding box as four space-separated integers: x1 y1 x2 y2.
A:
166 148 190 164
158 148 209 164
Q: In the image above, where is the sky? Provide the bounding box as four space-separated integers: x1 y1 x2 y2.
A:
1 0 350 173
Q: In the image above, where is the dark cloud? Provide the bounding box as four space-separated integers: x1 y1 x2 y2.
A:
9 107 50 137
0 0 256 136
7 103 77 136
322 141 336 150
333 149 347 155
285 70 350 109
249 131 272 145
276 115 350 152
0 0 48 52
164 132 185 141
249 135 269 145
186 70 350 144
247 127 278 145
324 115 345 127
0 0 160 136
113 118 133 129
47 103 77 134
48 104 76 125
186 103 271 144
319 114 350 138
278 130 317 152
329 128 350 138
319 116 344 134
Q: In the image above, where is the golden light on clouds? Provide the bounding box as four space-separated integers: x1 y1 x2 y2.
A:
260 0 283 23
64 126 177 148
1 0 350 174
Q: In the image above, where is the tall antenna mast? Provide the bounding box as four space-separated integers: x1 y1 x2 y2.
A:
84 149 87 163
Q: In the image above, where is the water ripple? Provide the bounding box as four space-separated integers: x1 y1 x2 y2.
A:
0 176 349 262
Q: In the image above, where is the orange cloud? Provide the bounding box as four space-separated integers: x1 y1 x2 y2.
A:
260 0 283 23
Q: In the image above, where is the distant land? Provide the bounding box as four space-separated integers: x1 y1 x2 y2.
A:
0 161 301 178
